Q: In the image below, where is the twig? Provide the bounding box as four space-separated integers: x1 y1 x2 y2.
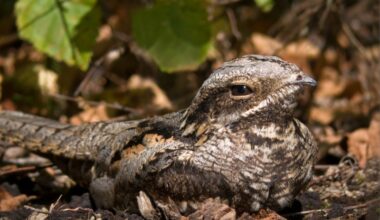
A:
61 207 94 212
314 164 338 170
226 8 242 40
284 198 380 217
318 0 333 29
24 205 50 214
0 166 36 177
341 22 368 59
0 164 52 177
73 65 103 96
49 195 63 212
74 46 125 96
49 93 143 115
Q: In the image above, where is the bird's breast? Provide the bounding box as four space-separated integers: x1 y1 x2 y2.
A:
189 119 316 211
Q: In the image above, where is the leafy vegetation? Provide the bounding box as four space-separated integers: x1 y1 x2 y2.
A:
15 0 100 71
132 0 212 72
254 0 274 12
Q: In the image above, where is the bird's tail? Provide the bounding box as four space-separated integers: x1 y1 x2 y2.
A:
0 111 92 160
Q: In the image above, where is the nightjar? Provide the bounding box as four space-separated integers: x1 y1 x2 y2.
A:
177 55 318 212
0 55 317 215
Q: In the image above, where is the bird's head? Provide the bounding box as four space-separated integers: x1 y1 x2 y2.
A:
181 55 316 131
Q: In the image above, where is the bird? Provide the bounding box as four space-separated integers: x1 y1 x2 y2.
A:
0 55 317 216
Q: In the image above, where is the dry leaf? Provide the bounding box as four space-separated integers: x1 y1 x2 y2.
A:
250 33 319 61
314 67 347 100
250 33 283 55
127 75 173 111
70 103 109 125
250 34 318 75
348 128 369 168
309 107 335 125
188 198 236 220
279 39 320 59
1 99 17 111
368 112 380 159
239 209 285 220
0 186 29 211
324 48 338 64
348 112 380 168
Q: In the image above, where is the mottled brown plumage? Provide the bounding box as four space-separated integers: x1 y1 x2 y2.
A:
0 55 317 215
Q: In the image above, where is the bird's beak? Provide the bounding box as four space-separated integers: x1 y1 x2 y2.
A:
295 74 317 87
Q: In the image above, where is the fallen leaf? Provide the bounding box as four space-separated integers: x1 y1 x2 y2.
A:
240 209 286 220
324 48 338 64
250 34 318 74
347 112 380 168
280 39 320 59
250 33 283 55
127 75 173 111
314 67 347 100
368 112 380 160
70 103 109 125
347 128 369 168
0 186 29 211
188 198 236 220
1 99 17 111
309 107 335 125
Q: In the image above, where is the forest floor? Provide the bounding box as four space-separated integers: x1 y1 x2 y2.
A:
0 0 379 219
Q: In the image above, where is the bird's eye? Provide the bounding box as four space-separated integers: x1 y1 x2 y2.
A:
230 85 253 96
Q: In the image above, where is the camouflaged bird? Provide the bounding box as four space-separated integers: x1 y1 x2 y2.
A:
0 55 317 214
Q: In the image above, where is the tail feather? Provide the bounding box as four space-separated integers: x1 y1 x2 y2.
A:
0 111 93 160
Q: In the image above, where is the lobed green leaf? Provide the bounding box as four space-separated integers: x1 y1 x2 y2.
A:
15 0 100 71
132 0 212 73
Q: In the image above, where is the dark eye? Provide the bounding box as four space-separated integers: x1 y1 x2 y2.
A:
230 85 253 96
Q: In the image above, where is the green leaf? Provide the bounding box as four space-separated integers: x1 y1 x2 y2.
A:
15 0 100 71
254 0 274 12
132 0 212 72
